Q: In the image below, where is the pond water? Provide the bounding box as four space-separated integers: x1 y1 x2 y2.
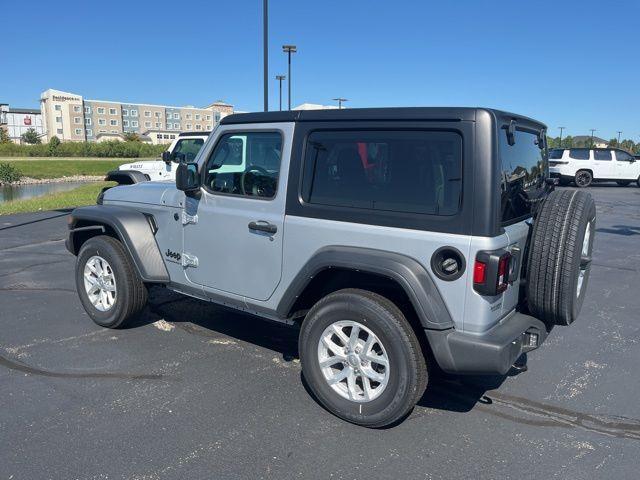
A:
0 181 89 203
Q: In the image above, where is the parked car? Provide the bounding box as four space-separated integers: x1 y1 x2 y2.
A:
66 108 595 427
106 132 210 185
549 148 640 187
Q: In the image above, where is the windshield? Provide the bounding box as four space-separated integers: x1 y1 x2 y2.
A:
171 138 205 162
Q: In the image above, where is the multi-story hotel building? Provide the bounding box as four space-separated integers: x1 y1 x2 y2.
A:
1 103 45 143
40 89 233 144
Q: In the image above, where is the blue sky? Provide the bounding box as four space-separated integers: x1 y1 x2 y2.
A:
3 0 639 141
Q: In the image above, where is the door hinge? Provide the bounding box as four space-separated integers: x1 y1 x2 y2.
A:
181 253 199 268
182 211 198 225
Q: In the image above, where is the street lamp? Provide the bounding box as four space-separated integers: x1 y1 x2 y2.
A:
589 129 596 148
276 75 286 111
263 0 268 112
333 98 348 109
282 45 297 110
558 126 565 148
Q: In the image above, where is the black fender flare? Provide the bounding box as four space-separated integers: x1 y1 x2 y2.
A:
276 246 454 330
105 169 149 185
66 205 169 283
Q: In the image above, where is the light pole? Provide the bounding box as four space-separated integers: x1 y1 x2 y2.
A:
558 126 565 148
617 131 622 145
276 75 286 111
333 98 348 109
263 0 268 112
589 129 596 148
282 45 297 110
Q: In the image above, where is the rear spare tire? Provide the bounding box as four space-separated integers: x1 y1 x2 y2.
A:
526 189 596 326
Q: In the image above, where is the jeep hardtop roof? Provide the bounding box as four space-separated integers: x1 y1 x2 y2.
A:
221 107 546 129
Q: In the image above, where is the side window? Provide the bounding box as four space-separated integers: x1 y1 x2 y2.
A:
569 149 590 160
593 150 612 161
302 130 462 216
615 150 633 162
204 132 282 199
549 149 565 159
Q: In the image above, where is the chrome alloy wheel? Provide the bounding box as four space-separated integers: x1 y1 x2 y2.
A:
317 320 390 403
83 255 117 312
577 220 593 297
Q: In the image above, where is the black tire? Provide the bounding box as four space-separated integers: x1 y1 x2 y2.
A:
526 190 596 326
616 180 631 187
637 176 640 188
299 289 427 428
75 235 148 328
574 170 592 187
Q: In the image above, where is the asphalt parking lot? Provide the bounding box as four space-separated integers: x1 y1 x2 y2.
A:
1 185 639 480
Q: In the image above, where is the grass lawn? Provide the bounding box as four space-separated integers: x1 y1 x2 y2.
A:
0 182 115 215
1 159 128 179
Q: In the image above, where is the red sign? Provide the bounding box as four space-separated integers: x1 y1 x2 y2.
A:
24 116 32 126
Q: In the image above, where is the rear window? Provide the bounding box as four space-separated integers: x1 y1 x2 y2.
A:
549 149 564 159
569 149 590 160
593 150 612 160
302 130 462 216
499 129 547 224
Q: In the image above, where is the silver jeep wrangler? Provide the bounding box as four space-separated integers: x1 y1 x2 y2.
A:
67 108 596 427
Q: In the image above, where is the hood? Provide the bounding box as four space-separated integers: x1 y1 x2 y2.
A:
104 180 183 207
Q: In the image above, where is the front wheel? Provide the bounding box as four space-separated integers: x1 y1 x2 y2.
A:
575 170 592 187
299 289 427 428
75 235 148 328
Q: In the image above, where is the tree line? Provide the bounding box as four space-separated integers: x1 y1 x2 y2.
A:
547 135 639 153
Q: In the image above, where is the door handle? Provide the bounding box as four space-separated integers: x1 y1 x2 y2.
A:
248 221 277 235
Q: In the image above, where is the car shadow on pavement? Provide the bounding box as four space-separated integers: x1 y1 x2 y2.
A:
596 225 640 236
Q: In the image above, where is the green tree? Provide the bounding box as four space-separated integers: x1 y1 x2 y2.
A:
562 135 573 148
0 128 10 144
608 138 619 148
21 128 41 144
123 132 140 142
48 136 61 155
621 139 635 153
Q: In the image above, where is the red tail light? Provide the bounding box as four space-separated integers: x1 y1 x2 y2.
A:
473 250 512 296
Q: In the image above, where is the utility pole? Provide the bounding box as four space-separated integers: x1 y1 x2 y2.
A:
558 126 565 148
276 75 286 111
589 129 596 148
263 0 268 112
282 45 297 110
333 98 348 109
617 131 622 145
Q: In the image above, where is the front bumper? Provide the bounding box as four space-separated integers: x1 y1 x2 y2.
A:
425 312 550 375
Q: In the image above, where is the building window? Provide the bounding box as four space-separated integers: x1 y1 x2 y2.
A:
131 110 138 117
86 129 93 136
55 105 61 111
154 112 160 118
170 135 176 139
206 115 211 121
122 109 129 116
84 106 91 113
110 119 118 126
111 130 118 134
144 121 151 128
73 106 81 113
173 113 179 119
174 123 180 129
55 116 62 123
97 107 105 114
215 113 221 122
85 118 92 125
144 111 151 117
74 117 82 124
109 108 117 115
195 114 201 120
74 128 83 135
186 113 192 120
155 122 161 128
166 124 172 130
206 124 211 130
186 124 192 130
131 121 138 127
195 124 202 130
98 119 106 126
99 129 106 133
123 120 129 127
57 128 63 134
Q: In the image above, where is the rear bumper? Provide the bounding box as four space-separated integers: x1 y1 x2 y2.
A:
425 312 550 375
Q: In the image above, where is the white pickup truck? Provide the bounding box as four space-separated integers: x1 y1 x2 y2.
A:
107 132 209 184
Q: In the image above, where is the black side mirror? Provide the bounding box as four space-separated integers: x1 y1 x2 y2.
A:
162 151 171 164
176 162 201 193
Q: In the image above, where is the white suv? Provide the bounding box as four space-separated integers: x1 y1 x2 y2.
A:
549 148 640 187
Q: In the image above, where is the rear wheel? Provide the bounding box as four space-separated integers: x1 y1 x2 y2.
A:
299 289 427 428
616 180 631 187
75 235 148 328
526 190 596 326
574 170 592 187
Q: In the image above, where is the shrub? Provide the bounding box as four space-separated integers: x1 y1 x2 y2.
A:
0 140 166 158
0 163 23 184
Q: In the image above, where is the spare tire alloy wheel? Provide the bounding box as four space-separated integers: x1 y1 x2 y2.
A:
575 170 592 187
83 256 117 311
576 220 593 298
317 320 390 402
